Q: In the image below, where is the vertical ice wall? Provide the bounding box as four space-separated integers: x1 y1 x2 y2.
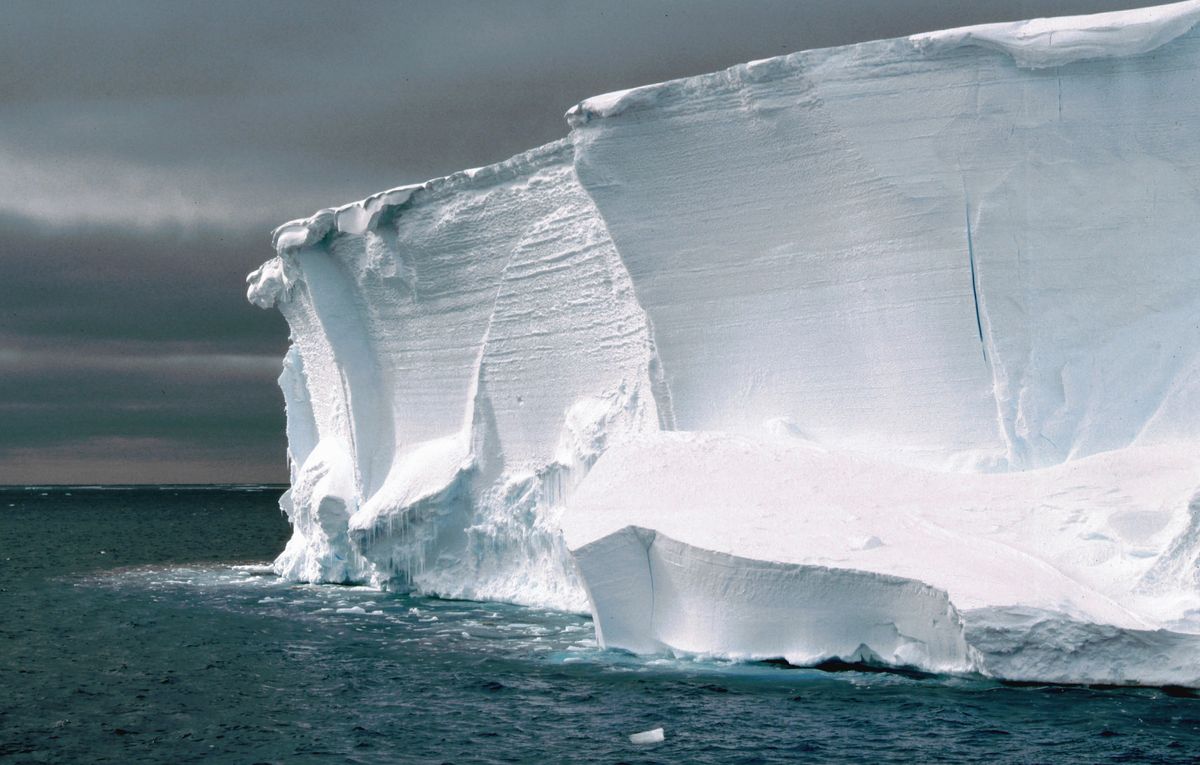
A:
567 11 1200 471
552 1 1200 681
248 142 662 609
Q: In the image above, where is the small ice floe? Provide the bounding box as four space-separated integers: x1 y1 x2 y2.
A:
629 727 665 744
336 606 366 614
231 564 274 575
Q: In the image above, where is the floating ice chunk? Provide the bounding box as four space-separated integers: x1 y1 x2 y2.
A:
628 728 664 745
231 564 275 574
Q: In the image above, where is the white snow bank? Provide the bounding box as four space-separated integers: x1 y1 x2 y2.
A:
911 0 1200 69
250 2 1200 684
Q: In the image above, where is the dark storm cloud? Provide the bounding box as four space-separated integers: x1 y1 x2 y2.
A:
0 214 286 350
0 213 288 483
0 0 1155 482
0 357 282 453
0 342 287 484
0 350 282 443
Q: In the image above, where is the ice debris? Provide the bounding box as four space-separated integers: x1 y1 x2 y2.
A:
628 728 665 745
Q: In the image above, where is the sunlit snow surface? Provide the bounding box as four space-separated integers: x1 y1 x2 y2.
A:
248 2 1200 684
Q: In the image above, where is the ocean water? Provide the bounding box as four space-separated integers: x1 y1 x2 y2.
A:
2 488 1199 764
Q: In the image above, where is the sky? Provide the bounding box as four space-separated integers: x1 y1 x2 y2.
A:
1 0 1156 484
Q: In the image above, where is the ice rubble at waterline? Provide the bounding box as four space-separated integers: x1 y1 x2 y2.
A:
247 1 1200 685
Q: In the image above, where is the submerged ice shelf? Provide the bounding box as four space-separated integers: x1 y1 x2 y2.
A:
248 1 1200 685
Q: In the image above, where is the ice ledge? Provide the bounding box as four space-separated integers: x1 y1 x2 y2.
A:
911 0 1200 69
567 1 1200 125
271 184 420 253
570 526 981 674
562 432 1200 684
571 525 1200 685
269 140 571 255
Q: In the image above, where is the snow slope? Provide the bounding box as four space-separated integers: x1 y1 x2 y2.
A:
249 2 1200 684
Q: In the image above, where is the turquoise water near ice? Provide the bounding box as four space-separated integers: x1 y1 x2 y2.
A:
3 486 1200 764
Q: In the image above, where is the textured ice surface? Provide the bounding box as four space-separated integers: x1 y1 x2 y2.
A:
249 2 1200 684
249 141 659 610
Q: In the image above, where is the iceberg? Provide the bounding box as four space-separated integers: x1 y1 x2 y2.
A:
248 1 1200 685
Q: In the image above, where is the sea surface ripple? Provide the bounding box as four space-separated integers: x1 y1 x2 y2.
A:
2 487 1199 763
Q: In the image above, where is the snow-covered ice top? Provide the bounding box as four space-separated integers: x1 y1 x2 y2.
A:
267 141 570 257
912 0 1200 68
568 0 1200 124
249 2 1200 686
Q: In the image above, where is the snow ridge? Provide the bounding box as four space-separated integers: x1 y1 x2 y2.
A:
911 0 1200 68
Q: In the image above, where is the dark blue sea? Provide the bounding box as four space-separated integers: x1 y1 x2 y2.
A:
3 487 1199 764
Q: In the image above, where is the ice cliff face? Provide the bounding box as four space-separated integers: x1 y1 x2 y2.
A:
249 142 661 611
249 1 1200 684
